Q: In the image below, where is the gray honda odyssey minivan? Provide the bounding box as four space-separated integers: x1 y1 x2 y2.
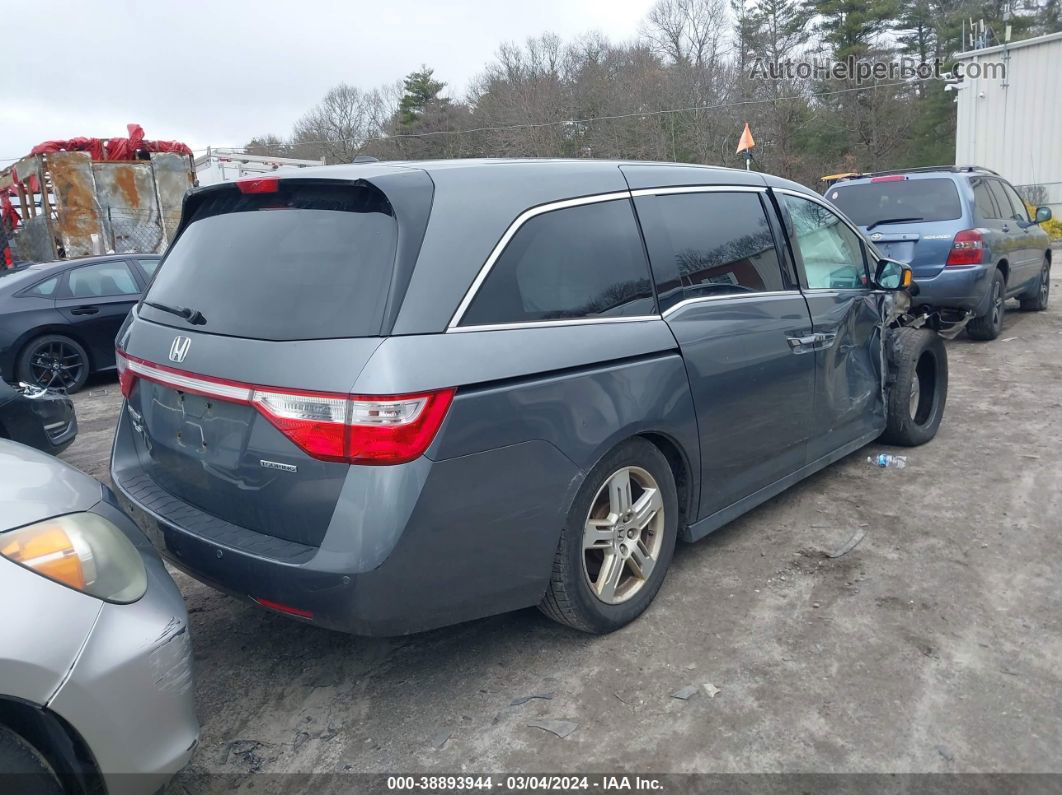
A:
111 159 946 636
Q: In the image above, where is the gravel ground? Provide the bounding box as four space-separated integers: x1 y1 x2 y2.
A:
62 281 1062 787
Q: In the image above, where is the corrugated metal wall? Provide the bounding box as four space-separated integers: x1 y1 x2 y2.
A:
955 32 1062 210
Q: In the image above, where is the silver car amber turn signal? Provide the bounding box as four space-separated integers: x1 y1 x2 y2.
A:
1 513 148 603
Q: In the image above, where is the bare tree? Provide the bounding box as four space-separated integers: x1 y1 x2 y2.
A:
642 0 728 68
290 84 395 163
243 134 291 157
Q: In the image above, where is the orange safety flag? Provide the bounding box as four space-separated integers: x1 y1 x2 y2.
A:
736 122 756 154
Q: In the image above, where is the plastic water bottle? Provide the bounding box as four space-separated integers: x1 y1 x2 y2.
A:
868 453 907 469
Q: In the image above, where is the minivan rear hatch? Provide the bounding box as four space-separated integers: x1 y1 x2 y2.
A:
827 177 963 278
119 174 433 547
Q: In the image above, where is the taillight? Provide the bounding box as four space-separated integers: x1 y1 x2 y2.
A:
870 175 906 183
946 229 985 266
116 350 135 398
348 393 455 465
252 388 351 462
114 350 454 465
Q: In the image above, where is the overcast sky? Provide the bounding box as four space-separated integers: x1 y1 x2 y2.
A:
1 0 656 164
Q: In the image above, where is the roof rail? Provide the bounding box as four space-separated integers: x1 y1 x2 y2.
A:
844 165 1000 180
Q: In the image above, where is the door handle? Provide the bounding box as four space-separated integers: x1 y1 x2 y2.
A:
787 333 836 354
1002 224 1010 233
70 305 99 315
787 335 818 353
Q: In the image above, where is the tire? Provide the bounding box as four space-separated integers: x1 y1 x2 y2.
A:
17 334 90 393
1019 256 1051 311
880 327 948 447
539 438 679 634
967 269 1006 341
0 725 63 795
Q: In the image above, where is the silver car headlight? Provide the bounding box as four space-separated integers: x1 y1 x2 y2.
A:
1 513 147 603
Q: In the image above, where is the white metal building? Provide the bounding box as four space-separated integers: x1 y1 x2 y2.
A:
954 31 1062 212
193 148 325 186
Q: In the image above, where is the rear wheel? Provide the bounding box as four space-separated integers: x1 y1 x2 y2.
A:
0 725 62 795
1019 257 1050 311
540 438 678 634
967 269 1005 341
17 334 89 393
881 327 948 446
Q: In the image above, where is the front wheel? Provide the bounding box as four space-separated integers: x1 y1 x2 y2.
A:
539 438 679 634
880 327 948 446
1019 257 1050 311
0 725 63 795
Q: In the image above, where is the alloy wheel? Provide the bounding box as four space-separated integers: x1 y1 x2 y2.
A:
582 466 665 605
991 280 1003 329
29 340 84 390
909 368 921 420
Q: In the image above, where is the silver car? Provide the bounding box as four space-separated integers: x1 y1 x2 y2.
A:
0 440 198 794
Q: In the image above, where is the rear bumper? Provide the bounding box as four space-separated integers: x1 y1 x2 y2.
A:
111 409 580 636
912 264 993 314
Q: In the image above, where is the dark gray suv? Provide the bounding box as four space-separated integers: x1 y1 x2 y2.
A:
111 160 946 636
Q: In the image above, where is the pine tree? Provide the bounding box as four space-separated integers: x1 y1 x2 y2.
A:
803 0 899 61
398 67 449 128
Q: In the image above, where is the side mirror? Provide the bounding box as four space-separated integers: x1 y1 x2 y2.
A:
874 258 913 291
1035 206 1052 224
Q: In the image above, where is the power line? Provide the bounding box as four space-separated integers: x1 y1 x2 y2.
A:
210 79 927 151
2 78 930 167
1 79 929 167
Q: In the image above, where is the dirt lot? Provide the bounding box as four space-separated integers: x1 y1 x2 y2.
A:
62 282 1062 787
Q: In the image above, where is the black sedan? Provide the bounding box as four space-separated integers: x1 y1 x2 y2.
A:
0 379 77 454
0 254 160 393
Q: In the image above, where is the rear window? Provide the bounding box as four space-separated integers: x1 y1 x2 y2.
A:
141 183 397 340
23 275 59 296
828 178 962 226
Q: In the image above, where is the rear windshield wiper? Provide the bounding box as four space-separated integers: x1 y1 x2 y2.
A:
866 216 924 231
142 300 207 326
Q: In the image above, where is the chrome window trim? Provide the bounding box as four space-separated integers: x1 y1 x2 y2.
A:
446 191 634 330
661 290 802 318
448 315 661 334
630 185 766 198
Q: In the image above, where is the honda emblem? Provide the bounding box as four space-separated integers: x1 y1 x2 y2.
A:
169 336 191 363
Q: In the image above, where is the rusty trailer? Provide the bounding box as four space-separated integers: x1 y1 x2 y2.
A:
1 149 194 264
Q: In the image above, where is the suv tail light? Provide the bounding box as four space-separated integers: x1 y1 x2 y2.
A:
116 352 134 398
946 229 985 266
115 350 454 465
252 388 455 464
